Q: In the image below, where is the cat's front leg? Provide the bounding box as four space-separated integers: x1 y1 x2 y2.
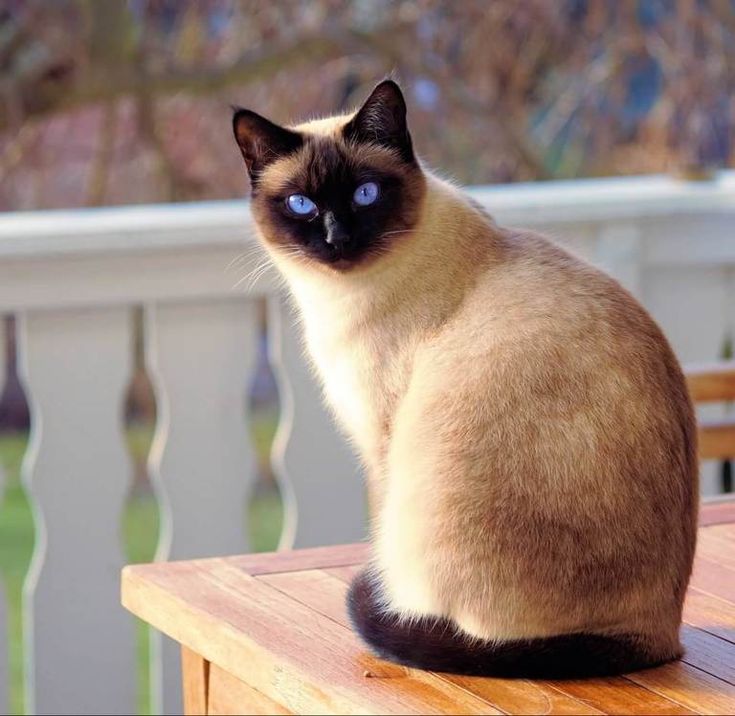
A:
367 391 452 620
372 478 446 618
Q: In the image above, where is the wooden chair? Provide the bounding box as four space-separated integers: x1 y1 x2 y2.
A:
686 361 735 459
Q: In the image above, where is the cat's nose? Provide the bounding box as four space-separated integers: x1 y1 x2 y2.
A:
324 212 350 247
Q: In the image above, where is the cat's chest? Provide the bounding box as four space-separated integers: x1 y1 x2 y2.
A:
305 325 411 454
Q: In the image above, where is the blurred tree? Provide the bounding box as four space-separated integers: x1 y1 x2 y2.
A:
1 0 734 211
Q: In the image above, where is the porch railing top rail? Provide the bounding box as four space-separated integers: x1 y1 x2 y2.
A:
2 171 735 259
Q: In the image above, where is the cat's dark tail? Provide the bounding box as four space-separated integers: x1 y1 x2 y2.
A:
347 570 677 679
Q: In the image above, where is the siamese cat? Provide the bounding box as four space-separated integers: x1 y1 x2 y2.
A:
232 80 698 678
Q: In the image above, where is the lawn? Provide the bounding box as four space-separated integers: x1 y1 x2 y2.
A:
0 416 282 715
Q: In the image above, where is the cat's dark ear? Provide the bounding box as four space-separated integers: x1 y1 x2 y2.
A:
343 80 415 163
232 108 303 183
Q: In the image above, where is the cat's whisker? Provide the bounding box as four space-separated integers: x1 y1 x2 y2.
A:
241 249 310 291
232 257 273 291
225 252 250 272
225 245 269 279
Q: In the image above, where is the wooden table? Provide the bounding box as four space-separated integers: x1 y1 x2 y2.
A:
122 501 735 715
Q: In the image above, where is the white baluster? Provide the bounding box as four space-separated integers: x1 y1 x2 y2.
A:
144 298 257 715
0 316 8 715
267 293 366 549
17 307 135 715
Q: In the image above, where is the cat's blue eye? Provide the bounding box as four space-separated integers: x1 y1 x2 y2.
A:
287 194 317 216
353 181 379 206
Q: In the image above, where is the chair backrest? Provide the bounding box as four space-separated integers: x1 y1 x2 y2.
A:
685 362 735 459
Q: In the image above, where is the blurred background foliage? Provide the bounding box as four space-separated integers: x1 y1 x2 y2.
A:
2 0 735 212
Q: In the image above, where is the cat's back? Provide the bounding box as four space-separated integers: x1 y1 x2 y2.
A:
419 222 696 497
407 220 697 585
450 226 678 378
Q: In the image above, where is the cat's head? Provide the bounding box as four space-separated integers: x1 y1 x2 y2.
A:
232 80 425 271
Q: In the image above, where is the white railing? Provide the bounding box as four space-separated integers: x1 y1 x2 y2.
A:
1 172 735 714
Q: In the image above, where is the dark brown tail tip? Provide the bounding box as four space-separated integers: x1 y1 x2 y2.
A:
347 569 672 679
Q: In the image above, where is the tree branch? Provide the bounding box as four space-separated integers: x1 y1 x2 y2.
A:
1 32 353 131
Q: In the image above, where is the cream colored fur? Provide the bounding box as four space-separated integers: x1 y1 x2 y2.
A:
254 116 697 658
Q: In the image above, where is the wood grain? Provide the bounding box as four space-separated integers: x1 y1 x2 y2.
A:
208 663 291 715
123 560 500 714
695 529 735 570
232 542 370 576
679 626 735 684
262 568 690 716
309 568 605 714
706 523 735 543
683 589 735 644
181 647 208 716
626 660 735 715
325 564 363 582
689 557 735 603
697 420 735 460
699 500 735 527
686 362 735 402
321 562 735 714
122 510 735 715
541 677 693 715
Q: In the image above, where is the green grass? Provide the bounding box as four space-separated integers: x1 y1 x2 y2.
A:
0 415 282 715
0 433 33 716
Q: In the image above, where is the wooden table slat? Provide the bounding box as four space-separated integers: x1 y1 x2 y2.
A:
539 677 695 715
313 569 604 715
625 662 735 716
683 589 735 645
262 569 698 716
324 564 363 582
181 646 208 715
322 566 735 715
124 561 501 715
262 569 548 714
231 542 370 576
699 499 735 527
679 626 735 684
694 530 735 571
207 664 292 715
122 503 735 715
690 558 735 603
